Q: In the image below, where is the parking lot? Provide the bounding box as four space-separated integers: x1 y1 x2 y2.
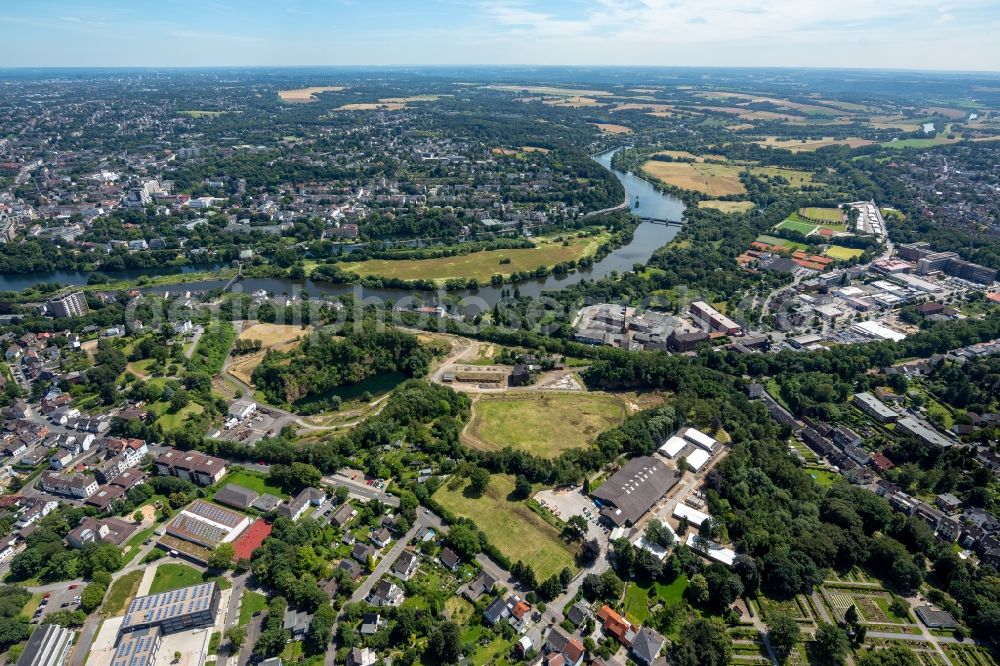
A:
534 486 610 543
216 411 276 445
32 583 84 624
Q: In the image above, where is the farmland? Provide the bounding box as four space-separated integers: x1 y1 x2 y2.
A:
641 161 747 196
754 136 874 152
593 123 632 134
489 85 613 97
277 86 345 102
433 474 576 581
697 200 755 213
337 233 609 284
463 392 627 457
642 160 814 196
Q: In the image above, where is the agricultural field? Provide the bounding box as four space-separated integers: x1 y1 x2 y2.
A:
489 85 613 97
754 137 874 152
749 166 814 187
337 233 608 284
641 161 747 196
463 392 627 457
227 323 309 385
543 96 603 108
336 102 406 111
277 86 345 102
433 474 576 581
593 123 632 134
697 200 755 213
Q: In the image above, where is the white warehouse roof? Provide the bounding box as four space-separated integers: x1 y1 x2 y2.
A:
686 448 711 472
682 427 717 451
673 503 710 526
658 436 688 459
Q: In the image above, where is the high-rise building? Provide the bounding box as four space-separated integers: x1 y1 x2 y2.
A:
47 292 89 318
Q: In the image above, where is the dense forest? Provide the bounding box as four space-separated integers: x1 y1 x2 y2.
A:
251 325 434 409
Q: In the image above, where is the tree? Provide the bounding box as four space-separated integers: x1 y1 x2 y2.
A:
305 605 336 655
578 538 601 565
426 620 462 664
225 626 246 648
79 582 106 613
672 618 731 666
564 515 588 541
467 467 491 497
645 519 675 549
512 475 532 500
169 389 190 413
269 463 322 492
334 485 349 504
811 623 849 666
844 604 859 627
766 613 800 660
208 543 235 570
857 646 920 666
132 511 144 523
445 523 481 559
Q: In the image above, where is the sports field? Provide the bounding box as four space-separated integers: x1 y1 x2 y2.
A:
433 474 576 580
756 235 809 251
337 233 608 284
641 161 747 196
463 392 626 457
697 200 755 213
774 219 818 235
278 86 345 103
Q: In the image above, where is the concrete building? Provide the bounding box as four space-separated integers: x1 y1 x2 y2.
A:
689 301 741 336
154 448 227 486
121 582 220 634
853 392 899 423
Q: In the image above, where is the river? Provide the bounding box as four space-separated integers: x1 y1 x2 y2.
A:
0 150 684 306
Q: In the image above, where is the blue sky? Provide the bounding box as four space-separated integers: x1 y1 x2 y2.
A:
3 0 999 70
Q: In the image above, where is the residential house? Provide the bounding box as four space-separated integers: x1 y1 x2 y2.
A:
337 558 363 581
631 627 666 666
484 597 510 626
154 448 227 486
544 627 585 666
279 487 324 521
371 528 392 549
597 605 637 646
39 471 98 499
367 580 404 607
330 503 357 528
352 543 376 565
66 516 138 549
392 551 419 580
348 648 377 666
439 547 461 571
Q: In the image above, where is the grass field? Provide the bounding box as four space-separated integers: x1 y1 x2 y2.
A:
883 135 961 149
750 166 814 187
697 200 755 213
179 110 224 118
641 161 747 196
228 324 308 385
239 591 268 625
102 570 143 616
756 235 809 251
150 402 204 433
337 233 608 284
336 102 406 111
464 392 626 457
433 474 576 581
278 86 345 102
623 577 689 624
825 246 865 261
213 469 289 499
148 564 207 595
775 219 818 235
800 207 843 222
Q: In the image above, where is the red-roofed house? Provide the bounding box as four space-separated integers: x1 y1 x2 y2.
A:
871 453 895 473
597 605 636 646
